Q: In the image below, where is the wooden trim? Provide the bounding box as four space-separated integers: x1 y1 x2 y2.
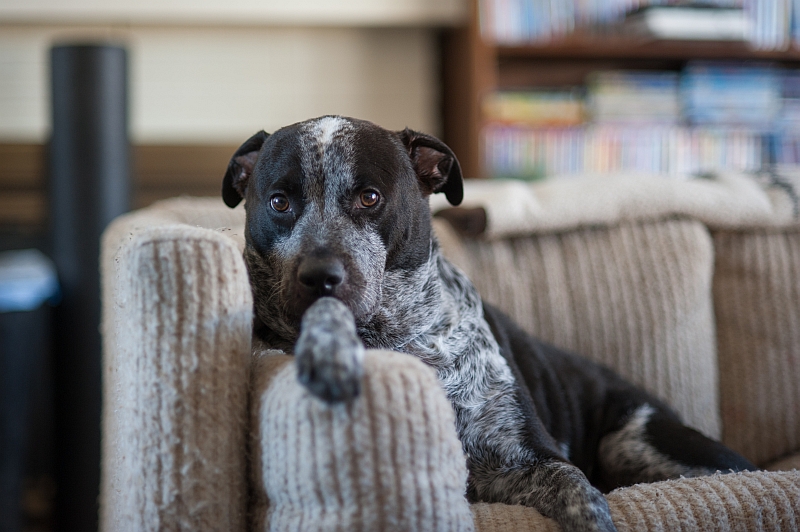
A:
0 191 45 226
133 143 238 187
497 37 800 61
0 143 238 228
0 144 45 188
441 0 495 179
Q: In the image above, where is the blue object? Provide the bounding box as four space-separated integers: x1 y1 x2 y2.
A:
0 249 60 313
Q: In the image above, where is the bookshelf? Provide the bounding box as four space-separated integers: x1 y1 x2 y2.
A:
442 2 800 179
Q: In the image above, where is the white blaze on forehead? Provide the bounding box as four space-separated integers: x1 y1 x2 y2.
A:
313 116 349 145
299 116 357 214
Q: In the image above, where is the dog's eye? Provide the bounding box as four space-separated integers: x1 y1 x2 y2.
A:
270 193 290 212
358 189 380 209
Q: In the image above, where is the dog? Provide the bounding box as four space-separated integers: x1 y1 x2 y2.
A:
222 116 755 532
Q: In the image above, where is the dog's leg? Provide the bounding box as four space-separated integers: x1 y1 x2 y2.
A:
450 367 617 531
469 451 616 532
460 398 617 532
597 402 756 490
294 297 365 402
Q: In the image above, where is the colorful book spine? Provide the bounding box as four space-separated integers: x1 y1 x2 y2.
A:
483 125 765 179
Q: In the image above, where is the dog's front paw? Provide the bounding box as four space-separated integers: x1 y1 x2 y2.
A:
295 297 365 403
550 471 617 532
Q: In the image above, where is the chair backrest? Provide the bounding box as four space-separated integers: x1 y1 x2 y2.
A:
434 217 721 440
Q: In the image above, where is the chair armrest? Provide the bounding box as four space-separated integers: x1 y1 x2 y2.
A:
607 470 800 532
250 350 475 532
100 213 252 531
471 470 800 532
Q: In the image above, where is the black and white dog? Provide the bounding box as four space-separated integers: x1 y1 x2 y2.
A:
222 116 754 532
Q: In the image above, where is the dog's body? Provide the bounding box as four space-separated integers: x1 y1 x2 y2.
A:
223 116 754 532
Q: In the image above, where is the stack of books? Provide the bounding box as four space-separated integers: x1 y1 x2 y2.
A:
587 71 680 125
482 90 584 127
681 62 782 129
621 5 747 41
773 72 800 165
481 65 800 180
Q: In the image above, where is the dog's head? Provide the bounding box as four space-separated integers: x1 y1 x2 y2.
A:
222 116 462 340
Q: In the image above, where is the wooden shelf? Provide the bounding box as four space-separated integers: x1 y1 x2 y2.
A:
496 35 800 61
441 3 800 178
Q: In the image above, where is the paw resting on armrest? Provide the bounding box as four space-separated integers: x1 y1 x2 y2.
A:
294 297 365 402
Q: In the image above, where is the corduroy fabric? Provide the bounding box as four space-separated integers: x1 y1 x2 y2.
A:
100 211 253 531
471 471 800 532
714 229 800 466
606 471 800 532
439 219 720 438
471 503 560 531
250 350 475 532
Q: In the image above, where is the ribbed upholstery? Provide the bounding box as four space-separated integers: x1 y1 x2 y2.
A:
250 351 474 532
471 503 560 531
606 471 800 532
472 471 800 532
714 229 800 465
100 210 253 531
442 219 720 438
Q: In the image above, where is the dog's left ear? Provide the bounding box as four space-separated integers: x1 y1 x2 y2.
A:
398 128 463 206
222 130 270 208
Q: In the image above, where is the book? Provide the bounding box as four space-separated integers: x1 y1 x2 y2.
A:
681 62 782 129
483 90 585 127
621 6 748 41
587 71 681 125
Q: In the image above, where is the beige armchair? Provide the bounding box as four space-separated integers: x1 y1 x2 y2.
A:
100 172 800 531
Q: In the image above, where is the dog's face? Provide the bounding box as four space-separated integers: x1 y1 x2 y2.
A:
222 116 462 341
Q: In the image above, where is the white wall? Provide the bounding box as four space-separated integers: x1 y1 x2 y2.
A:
0 0 464 26
0 0 466 143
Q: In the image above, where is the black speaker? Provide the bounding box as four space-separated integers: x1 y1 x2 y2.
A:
49 43 130 532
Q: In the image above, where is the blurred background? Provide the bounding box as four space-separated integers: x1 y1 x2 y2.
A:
2 0 800 530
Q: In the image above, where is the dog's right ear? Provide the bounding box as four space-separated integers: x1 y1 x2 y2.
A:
222 130 270 208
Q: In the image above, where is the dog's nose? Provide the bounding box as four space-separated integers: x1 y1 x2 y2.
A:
297 257 345 296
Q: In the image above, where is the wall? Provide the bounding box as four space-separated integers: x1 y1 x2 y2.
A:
0 24 444 143
0 0 466 226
